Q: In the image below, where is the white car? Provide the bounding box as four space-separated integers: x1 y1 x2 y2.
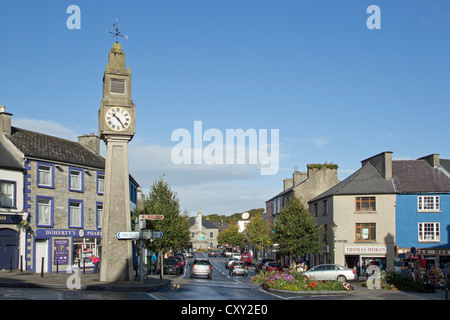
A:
226 257 240 269
303 264 356 282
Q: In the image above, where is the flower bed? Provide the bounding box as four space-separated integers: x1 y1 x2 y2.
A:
251 271 353 292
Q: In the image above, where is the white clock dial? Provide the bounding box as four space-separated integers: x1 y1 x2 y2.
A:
105 107 131 131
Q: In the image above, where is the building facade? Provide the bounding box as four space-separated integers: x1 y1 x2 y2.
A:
308 152 397 274
189 206 219 250
394 154 450 271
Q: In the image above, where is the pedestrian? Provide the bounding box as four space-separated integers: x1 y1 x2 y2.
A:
91 255 100 273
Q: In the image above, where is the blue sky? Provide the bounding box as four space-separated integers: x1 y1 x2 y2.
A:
1 1 449 215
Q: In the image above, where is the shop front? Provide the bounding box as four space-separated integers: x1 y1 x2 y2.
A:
397 247 450 287
34 229 101 273
344 245 387 276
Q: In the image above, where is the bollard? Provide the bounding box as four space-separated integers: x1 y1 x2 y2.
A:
41 257 44 278
56 259 59 273
10 258 12 272
125 259 129 281
20 255 23 273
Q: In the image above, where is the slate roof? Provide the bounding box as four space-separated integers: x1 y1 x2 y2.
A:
309 162 396 202
441 159 450 175
392 160 450 193
6 127 105 169
188 218 219 230
309 157 450 203
0 141 24 171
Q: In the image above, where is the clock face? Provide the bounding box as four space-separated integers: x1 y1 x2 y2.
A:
105 107 131 131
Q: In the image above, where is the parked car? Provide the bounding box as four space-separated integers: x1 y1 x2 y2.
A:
240 253 252 265
163 259 179 275
175 252 186 262
190 259 212 279
256 258 274 272
264 262 282 273
168 256 184 273
303 264 356 282
229 261 248 276
226 257 240 269
185 251 193 258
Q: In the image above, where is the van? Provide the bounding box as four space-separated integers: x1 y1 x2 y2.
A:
241 253 252 265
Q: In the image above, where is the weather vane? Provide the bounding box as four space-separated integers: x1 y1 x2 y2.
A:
105 19 128 43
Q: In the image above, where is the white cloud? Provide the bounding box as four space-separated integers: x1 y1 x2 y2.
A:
14 118 80 141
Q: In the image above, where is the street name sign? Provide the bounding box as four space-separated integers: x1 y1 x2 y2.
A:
117 231 140 240
141 215 164 220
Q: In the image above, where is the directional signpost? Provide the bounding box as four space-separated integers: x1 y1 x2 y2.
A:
116 231 140 240
141 215 164 220
152 231 163 239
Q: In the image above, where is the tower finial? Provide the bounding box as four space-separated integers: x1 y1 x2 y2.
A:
105 18 128 43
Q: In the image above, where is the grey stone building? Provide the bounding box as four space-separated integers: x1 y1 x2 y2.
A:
0 106 140 273
189 206 219 250
264 163 340 224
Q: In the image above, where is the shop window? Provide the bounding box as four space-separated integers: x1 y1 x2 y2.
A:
0 180 15 208
69 167 84 192
355 197 376 212
418 196 440 212
355 223 376 241
37 162 54 188
418 222 440 242
73 238 101 270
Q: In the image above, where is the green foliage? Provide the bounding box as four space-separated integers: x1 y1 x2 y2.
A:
137 177 190 252
271 197 324 259
217 224 246 248
245 213 272 251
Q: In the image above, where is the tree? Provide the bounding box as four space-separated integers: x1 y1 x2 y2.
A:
136 177 190 277
271 197 324 264
245 213 271 255
217 224 246 249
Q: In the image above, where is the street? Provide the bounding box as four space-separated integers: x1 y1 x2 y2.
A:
0 253 446 302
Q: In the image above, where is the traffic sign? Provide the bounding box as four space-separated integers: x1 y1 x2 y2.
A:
117 231 140 240
152 231 163 239
140 215 164 220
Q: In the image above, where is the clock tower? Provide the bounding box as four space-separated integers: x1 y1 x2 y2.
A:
99 42 136 282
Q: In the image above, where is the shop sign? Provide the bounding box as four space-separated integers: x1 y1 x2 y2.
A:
0 214 22 224
344 246 387 255
36 229 102 238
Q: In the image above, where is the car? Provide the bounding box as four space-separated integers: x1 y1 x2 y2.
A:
225 257 240 269
264 262 282 273
240 253 252 265
190 259 212 279
163 259 180 275
229 261 248 276
185 251 193 258
256 258 274 272
303 264 356 283
208 251 218 257
168 256 184 273
232 252 241 260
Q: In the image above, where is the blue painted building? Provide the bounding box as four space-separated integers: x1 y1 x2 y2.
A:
393 154 450 269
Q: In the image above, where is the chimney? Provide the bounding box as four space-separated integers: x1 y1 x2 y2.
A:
293 171 307 186
0 105 13 135
418 154 440 168
283 178 293 191
361 151 393 179
78 133 100 154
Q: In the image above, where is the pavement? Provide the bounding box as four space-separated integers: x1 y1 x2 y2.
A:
0 269 171 292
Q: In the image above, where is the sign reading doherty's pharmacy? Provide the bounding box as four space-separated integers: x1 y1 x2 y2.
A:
344 246 387 255
35 229 101 238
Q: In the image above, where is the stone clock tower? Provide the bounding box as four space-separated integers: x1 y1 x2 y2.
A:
99 42 136 282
